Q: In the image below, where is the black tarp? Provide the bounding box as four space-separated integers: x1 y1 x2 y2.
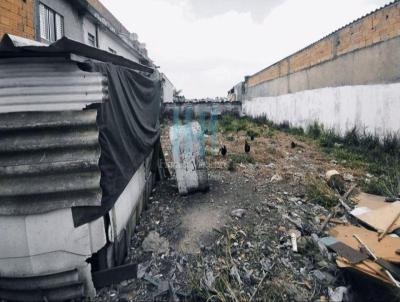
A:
0 34 162 226
72 61 161 226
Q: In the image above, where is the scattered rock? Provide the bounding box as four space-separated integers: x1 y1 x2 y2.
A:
329 287 348 302
231 208 246 218
343 173 354 182
271 174 283 182
289 197 300 203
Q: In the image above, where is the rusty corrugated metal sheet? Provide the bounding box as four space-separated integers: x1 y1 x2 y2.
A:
0 57 108 113
0 109 102 215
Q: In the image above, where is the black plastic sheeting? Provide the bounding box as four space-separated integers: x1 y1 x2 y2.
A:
72 61 161 226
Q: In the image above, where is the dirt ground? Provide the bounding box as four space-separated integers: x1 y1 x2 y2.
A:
95 121 378 302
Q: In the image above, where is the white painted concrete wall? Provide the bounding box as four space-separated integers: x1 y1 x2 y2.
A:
110 163 146 238
243 83 400 137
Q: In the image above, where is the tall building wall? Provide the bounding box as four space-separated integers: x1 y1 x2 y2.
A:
0 0 35 39
247 1 400 88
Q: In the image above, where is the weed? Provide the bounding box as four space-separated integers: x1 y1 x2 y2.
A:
343 126 360 147
227 160 236 171
307 121 323 139
218 115 273 137
246 128 260 139
383 133 400 156
319 129 340 148
230 153 255 164
360 171 400 198
306 176 339 208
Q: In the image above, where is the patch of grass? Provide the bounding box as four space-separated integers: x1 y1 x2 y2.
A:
319 129 340 148
246 128 260 139
307 121 323 139
360 171 400 198
383 133 400 156
306 176 339 208
219 115 400 198
218 115 273 137
230 153 255 164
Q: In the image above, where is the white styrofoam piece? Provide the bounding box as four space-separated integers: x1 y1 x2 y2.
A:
350 207 372 217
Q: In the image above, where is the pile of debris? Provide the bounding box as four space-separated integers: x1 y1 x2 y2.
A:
319 171 400 299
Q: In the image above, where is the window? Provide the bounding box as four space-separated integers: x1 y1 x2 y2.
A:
108 47 117 54
88 33 97 47
39 3 64 42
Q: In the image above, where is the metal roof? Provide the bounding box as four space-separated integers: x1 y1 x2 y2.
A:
0 109 102 216
0 57 108 112
0 34 154 73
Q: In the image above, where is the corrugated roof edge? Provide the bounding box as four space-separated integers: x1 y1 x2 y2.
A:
0 34 154 74
249 0 399 79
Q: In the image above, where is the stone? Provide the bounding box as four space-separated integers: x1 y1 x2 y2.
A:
271 174 283 182
328 287 348 302
343 173 354 182
231 209 246 218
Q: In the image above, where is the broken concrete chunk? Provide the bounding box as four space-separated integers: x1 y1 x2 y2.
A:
142 231 169 254
231 209 246 218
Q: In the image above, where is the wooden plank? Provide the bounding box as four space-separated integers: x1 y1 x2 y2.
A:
336 257 392 284
330 225 400 263
352 192 388 210
356 202 400 233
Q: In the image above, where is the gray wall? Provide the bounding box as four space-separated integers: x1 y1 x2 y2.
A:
246 36 400 99
37 0 142 63
163 102 242 119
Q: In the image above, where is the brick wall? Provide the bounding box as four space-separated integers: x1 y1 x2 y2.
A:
248 1 400 87
0 0 35 40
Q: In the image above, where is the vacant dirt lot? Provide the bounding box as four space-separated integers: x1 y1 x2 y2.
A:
96 120 383 302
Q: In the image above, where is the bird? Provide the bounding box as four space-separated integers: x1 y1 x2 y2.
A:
291 141 305 149
220 145 227 157
244 140 250 153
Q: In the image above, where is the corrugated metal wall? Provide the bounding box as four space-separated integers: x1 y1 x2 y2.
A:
0 57 108 112
0 110 102 215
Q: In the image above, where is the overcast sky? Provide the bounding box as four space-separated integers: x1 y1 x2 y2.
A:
100 0 390 98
